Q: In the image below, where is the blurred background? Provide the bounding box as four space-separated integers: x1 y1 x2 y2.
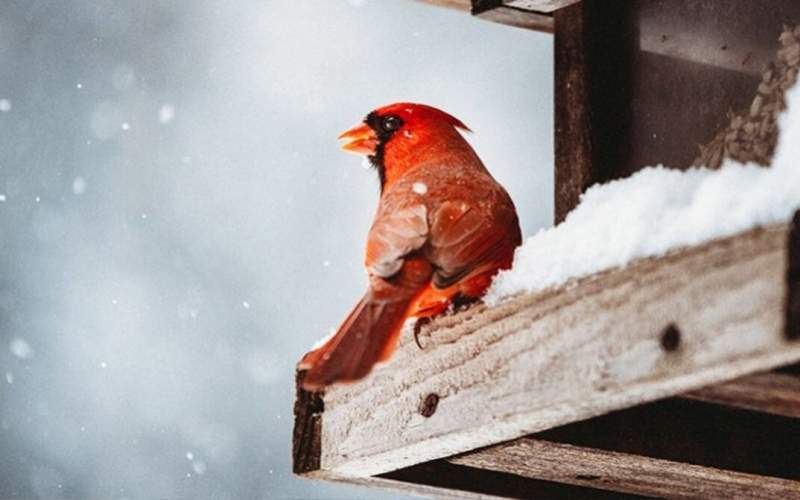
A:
0 0 552 498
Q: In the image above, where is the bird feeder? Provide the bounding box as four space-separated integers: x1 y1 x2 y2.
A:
294 1 800 497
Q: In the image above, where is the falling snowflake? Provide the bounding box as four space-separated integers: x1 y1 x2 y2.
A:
72 177 87 195
158 104 175 124
9 338 33 359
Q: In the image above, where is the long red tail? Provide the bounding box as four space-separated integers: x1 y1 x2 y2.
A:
299 294 413 390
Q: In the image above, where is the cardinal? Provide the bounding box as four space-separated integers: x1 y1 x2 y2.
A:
299 103 521 390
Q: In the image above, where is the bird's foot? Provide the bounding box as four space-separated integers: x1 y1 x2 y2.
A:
413 317 432 350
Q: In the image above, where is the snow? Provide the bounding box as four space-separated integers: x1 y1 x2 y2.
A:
0 99 11 112
486 84 800 304
9 338 33 359
412 182 428 194
72 177 87 195
191 460 207 475
159 104 175 124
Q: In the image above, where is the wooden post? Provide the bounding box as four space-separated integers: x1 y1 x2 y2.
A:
292 371 323 474
787 210 800 340
553 1 591 223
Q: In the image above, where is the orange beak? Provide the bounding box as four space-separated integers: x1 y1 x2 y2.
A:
338 122 378 156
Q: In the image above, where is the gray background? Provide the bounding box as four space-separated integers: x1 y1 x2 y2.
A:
0 1 552 497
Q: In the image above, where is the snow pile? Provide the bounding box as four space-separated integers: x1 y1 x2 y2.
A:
486 84 800 304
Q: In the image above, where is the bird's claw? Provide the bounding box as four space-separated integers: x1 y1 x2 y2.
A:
413 317 431 350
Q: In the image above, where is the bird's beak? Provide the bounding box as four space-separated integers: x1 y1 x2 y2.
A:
338 122 378 156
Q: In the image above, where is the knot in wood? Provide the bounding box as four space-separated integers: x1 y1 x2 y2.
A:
660 323 682 352
419 393 439 418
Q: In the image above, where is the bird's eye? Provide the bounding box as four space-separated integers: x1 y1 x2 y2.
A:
381 115 402 132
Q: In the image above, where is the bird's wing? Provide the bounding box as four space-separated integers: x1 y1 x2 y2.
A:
428 199 520 289
364 204 428 279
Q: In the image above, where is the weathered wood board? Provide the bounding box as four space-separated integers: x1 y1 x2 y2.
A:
417 0 556 33
682 371 800 418
295 222 800 478
450 438 800 499
505 0 580 14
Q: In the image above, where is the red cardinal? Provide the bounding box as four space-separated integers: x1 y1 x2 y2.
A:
299 103 521 390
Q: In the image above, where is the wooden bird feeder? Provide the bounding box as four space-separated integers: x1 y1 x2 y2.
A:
294 1 800 497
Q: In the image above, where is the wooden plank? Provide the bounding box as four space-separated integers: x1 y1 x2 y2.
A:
380 460 647 499
553 2 590 223
312 459 649 499
292 371 323 474
505 0 580 14
554 0 635 222
294 223 800 478
473 3 554 33
450 438 800 499
413 0 555 32
682 371 800 418
787 210 800 340
413 0 471 12
312 468 509 500
532 397 800 480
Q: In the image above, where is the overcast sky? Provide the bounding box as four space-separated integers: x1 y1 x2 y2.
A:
0 1 552 497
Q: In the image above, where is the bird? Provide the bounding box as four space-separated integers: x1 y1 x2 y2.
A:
298 102 521 391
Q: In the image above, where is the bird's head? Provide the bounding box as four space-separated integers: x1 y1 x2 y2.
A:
338 102 472 190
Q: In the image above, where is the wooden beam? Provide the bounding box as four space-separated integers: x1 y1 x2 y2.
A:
450 438 800 499
292 371 324 474
413 0 555 32
294 222 800 478
554 1 641 222
682 371 800 418
553 2 590 223
474 5 554 33
530 397 800 480
380 460 647 499
505 0 580 14
472 1 554 33
787 210 800 340
413 0 471 12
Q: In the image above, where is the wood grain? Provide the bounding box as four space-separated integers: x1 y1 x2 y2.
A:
292 371 323 474
787 210 800 339
532 397 800 480
506 0 580 14
450 438 800 499
416 0 556 33
294 223 800 478
682 371 800 418
473 4 554 33
413 0 471 12
553 2 590 223
380 460 647 499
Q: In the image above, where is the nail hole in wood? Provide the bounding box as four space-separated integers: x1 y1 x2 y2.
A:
420 393 439 418
660 323 681 352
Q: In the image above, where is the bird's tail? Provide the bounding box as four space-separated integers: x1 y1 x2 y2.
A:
298 293 413 391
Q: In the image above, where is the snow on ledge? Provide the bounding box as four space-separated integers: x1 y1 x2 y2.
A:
486 85 800 305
